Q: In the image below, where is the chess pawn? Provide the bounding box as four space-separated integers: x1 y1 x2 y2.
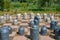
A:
12 19 18 25
29 19 34 27
41 25 47 35
30 12 34 19
50 16 54 21
9 16 13 23
18 26 25 35
47 17 51 23
6 14 10 21
36 13 41 19
3 14 7 21
43 13 47 19
43 13 47 22
0 16 5 24
23 12 27 20
16 13 21 21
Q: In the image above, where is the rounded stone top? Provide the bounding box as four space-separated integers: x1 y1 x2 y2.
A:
41 25 47 30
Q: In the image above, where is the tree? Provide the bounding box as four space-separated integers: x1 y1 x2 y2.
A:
4 0 10 11
37 0 56 11
0 0 4 11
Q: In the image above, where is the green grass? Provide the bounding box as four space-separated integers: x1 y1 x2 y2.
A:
0 11 60 16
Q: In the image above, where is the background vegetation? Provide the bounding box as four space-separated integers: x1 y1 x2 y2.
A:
0 0 60 11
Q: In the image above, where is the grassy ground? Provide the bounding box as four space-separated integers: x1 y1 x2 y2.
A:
0 11 60 16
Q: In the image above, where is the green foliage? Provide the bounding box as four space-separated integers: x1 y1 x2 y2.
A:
56 4 60 11
10 2 28 11
0 0 4 11
4 0 10 11
0 0 60 11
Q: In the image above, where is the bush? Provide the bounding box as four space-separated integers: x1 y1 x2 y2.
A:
56 5 60 11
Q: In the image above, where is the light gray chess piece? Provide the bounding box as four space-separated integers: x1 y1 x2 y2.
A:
36 13 41 19
9 16 13 23
30 12 34 19
23 12 27 20
12 19 18 25
16 13 21 21
47 17 51 23
50 16 54 21
43 13 48 22
6 14 10 21
0 16 5 24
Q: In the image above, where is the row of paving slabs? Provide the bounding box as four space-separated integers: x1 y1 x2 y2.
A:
0 15 60 40
0 12 55 25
